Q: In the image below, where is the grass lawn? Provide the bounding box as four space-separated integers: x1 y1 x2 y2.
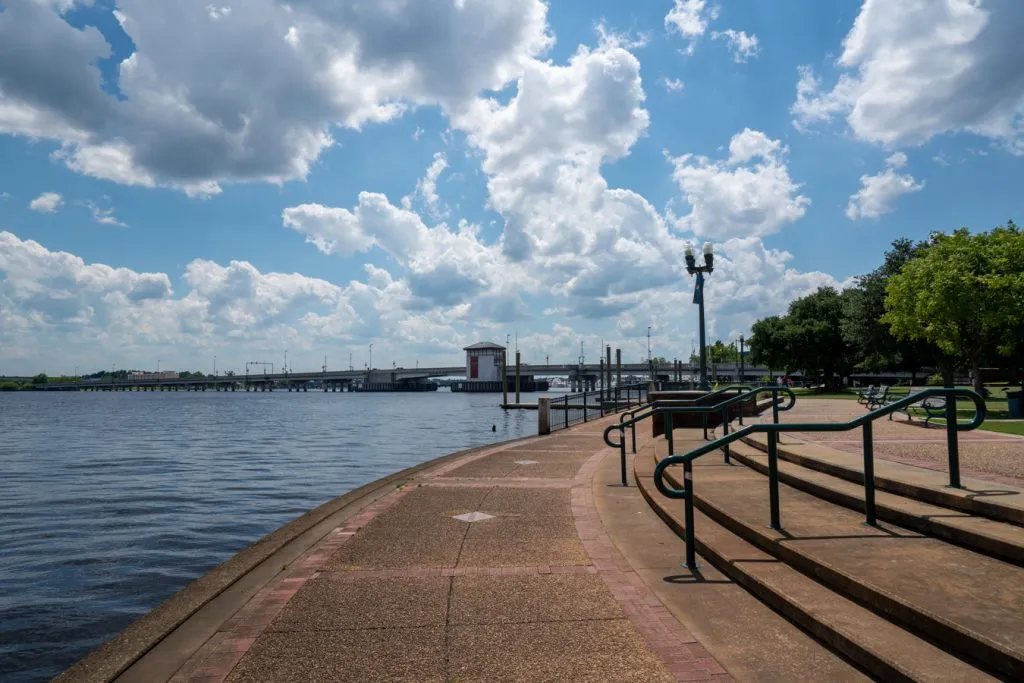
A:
790 389 860 400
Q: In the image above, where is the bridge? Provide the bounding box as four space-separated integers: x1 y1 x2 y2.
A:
33 361 780 392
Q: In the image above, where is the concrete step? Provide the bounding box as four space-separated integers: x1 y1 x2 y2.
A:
634 444 997 682
726 440 1024 567
594 449 870 682
740 433 1024 527
647 440 1024 680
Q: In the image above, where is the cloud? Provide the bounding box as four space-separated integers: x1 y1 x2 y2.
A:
28 192 63 213
665 0 718 39
452 40 678 303
0 0 553 192
846 152 924 220
84 201 127 227
283 189 521 310
667 129 810 239
662 77 685 92
791 0 1024 154
712 29 760 63
402 152 449 219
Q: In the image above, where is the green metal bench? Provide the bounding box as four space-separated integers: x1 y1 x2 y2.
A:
865 386 889 410
856 385 876 405
920 396 948 427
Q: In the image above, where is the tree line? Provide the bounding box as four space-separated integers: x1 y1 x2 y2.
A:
748 221 1024 392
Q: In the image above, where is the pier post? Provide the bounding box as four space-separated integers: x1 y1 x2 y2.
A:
515 351 521 404
538 397 551 435
615 348 622 392
606 345 612 408
502 351 508 407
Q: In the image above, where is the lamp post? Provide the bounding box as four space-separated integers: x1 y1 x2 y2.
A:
739 335 745 385
685 242 714 391
368 343 374 372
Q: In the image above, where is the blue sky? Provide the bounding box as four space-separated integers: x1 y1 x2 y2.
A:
1 0 1022 376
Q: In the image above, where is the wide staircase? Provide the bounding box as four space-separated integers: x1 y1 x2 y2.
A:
614 388 1024 682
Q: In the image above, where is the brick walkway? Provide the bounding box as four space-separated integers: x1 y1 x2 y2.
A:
166 418 731 682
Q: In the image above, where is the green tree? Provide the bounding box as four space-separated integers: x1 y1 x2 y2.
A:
883 223 1024 391
31 373 48 385
749 316 789 373
842 238 934 382
708 339 739 364
783 287 854 389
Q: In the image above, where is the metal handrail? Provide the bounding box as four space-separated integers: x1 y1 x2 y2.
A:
603 386 797 487
618 384 755 450
652 387 986 569
550 382 649 432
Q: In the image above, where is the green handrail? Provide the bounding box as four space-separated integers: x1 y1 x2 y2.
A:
618 384 756 448
604 386 797 487
652 387 986 570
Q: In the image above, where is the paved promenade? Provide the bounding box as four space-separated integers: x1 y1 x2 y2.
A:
767 398 1024 487
74 417 732 682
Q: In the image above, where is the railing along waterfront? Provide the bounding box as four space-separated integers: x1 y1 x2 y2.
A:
549 383 649 433
605 386 796 490
651 388 986 570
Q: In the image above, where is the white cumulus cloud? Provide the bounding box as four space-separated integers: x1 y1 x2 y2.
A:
28 192 63 213
792 0 1024 154
668 129 810 239
0 0 553 192
846 152 924 220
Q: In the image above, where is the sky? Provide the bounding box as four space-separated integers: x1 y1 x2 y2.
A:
1 0 1022 377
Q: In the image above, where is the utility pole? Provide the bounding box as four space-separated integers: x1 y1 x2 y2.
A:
349 352 353 371
214 355 217 378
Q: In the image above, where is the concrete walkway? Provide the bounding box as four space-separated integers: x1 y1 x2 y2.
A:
112 417 731 682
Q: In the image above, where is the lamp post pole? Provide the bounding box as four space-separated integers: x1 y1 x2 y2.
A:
685 242 715 391
739 335 745 385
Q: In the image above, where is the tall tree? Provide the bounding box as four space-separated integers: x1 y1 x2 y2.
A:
841 238 934 382
783 287 854 389
883 223 1024 391
749 316 789 373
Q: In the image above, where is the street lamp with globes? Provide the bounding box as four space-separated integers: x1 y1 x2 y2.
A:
684 242 714 390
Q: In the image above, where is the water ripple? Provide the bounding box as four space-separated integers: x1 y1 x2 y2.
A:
0 390 539 682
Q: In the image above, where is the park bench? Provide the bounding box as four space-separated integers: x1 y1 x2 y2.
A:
862 386 889 409
887 387 947 426
856 385 876 405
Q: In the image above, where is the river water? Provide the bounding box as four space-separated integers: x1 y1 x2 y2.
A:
0 390 544 681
